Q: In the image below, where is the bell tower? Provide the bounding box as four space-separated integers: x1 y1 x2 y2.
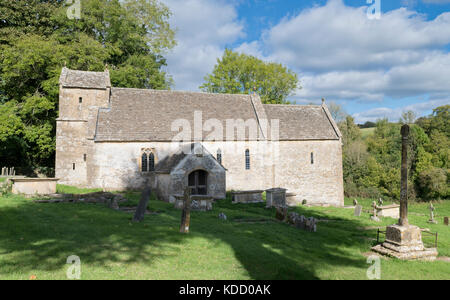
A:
55 67 111 186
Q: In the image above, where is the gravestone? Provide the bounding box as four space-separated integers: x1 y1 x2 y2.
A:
180 188 191 233
275 207 287 221
288 212 299 225
353 199 358 206
219 213 227 220
370 201 380 222
428 203 437 224
444 217 449 226
354 205 362 217
132 187 151 222
294 215 306 229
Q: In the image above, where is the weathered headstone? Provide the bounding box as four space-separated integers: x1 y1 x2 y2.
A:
428 203 437 224
444 217 449 226
180 188 191 233
275 207 287 221
218 213 227 220
306 217 317 232
370 201 380 222
378 198 383 206
132 187 151 222
288 212 299 225
354 205 362 217
294 215 305 229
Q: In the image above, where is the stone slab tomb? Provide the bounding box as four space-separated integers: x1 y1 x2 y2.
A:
266 188 287 208
11 178 59 196
376 204 400 219
231 190 264 204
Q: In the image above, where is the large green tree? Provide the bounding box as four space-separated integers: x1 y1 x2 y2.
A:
200 49 299 104
0 0 175 175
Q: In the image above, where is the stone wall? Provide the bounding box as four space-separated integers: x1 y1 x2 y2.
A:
55 86 110 186
85 140 343 206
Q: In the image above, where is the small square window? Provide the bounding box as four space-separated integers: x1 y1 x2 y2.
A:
79 97 83 103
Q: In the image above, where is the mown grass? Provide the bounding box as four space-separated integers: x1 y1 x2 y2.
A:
0 191 448 280
56 184 103 194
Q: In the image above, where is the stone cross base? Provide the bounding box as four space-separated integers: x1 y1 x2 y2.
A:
371 225 438 261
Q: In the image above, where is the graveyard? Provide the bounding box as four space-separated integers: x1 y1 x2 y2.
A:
0 186 448 280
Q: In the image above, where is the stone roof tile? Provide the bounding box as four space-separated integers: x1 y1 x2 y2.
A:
59 67 111 89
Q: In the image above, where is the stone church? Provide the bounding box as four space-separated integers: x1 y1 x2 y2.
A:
56 68 344 206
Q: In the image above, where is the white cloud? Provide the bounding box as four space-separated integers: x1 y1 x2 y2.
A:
352 97 449 123
162 0 244 90
256 0 450 72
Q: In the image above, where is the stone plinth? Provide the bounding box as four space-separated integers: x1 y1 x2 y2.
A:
231 190 264 204
11 178 59 195
372 224 438 261
377 204 400 219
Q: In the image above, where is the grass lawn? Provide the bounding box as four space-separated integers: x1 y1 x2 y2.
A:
0 190 448 280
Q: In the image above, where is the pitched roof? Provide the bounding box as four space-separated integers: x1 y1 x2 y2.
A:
263 104 340 140
94 87 340 142
95 88 264 142
154 143 225 173
59 67 111 89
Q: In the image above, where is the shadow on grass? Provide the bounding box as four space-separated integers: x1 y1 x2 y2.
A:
0 193 372 279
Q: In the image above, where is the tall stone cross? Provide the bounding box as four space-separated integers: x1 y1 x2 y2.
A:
399 124 410 226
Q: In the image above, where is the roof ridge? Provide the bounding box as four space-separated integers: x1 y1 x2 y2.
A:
111 87 252 98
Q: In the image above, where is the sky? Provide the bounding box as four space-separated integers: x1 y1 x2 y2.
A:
161 0 450 123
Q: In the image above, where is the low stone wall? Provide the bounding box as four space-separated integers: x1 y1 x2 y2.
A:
11 178 59 195
231 190 264 204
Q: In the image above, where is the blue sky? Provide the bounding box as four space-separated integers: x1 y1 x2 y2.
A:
162 0 450 123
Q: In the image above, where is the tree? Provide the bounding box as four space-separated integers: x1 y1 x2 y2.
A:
327 101 347 123
400 110 417 124
417 168 449 200
0 0 176 175
200 49 299 104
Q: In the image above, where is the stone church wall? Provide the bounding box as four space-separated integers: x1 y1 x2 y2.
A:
85 140 343 206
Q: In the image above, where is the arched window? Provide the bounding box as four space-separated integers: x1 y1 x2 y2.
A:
141 149 156 172
245 149 250 170
142 153 148 172
217 149 222 165
149 152 155 171
311 152 314 165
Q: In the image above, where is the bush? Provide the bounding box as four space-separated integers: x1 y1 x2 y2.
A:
417 168 449 200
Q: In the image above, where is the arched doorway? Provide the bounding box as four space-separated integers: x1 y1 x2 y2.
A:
188 170 208 195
